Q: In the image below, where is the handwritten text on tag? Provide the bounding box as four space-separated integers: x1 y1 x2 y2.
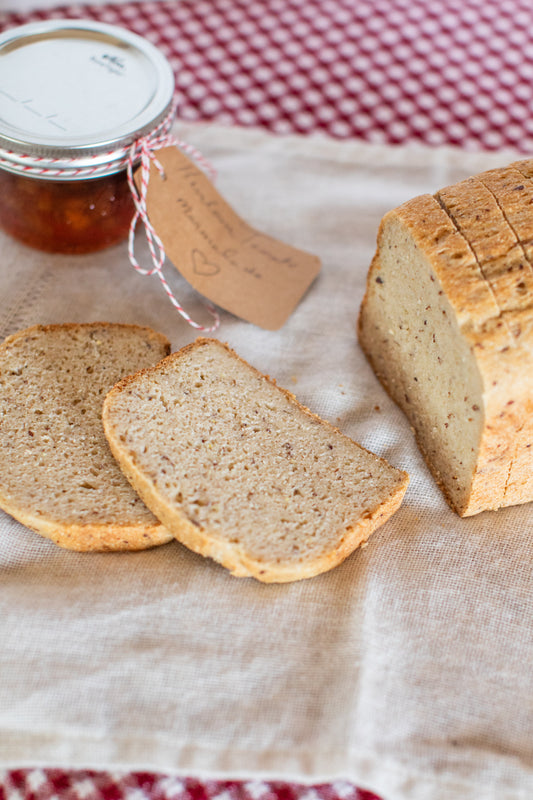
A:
139 146 321 330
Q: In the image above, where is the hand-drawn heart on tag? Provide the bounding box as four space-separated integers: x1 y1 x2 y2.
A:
192 248 220 277
140 147 322 329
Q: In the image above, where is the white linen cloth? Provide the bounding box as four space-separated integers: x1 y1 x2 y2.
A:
0 123 531 800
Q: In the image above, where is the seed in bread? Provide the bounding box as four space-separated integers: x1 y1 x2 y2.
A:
102 337 409 583
0 322 173 550
358 159 533 516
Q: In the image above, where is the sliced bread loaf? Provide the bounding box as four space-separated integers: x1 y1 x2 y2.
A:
102 337 408 583
0 322 173 550
358 159 533 516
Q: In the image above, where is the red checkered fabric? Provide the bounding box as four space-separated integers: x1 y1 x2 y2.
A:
1 0 533 151
0 770 381 800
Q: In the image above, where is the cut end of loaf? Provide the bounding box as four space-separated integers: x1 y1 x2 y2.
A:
103 337 408 582
358 204 485 517
358 164 533 516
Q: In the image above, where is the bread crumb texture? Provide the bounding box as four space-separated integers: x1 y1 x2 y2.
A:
103 338 408 583
0 322 173 551
358 158 533 516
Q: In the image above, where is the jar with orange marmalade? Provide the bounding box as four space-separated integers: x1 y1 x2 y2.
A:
0 19 175 254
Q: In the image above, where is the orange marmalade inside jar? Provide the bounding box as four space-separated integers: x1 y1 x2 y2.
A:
0 168 135 254
0 19 175 255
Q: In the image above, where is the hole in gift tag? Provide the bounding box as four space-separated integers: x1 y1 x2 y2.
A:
136 145 321 330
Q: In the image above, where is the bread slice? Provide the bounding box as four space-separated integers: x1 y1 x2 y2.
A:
102 337 408 583
358 161 533 516
0 323 174 550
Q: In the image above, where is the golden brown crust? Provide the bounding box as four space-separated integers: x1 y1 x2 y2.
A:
436 168 533 512
376 194 502 329
437 175 517 260
0 504 171 552
1 321 171 351
508 157 533 197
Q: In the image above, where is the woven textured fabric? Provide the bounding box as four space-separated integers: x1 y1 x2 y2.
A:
0 121 531 799
1 2 533 799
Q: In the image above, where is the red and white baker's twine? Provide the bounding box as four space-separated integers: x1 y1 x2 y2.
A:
1 102 220 332
126 108 220 333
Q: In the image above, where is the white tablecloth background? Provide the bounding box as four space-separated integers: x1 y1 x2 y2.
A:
0 123 531 800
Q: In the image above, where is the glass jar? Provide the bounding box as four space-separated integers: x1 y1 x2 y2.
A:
0 19 175 254
0 167 136 254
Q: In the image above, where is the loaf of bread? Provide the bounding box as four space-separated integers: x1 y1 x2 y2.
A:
0 323 174 550
358 158 533 516
102 337 408 582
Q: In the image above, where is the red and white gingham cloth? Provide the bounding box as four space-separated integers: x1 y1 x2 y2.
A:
1 1 531 799
0 770 381 800
1 0 533 153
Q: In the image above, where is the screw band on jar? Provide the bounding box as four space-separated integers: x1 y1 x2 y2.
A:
0 19 176 252
0 100 177 181
0 19 220 330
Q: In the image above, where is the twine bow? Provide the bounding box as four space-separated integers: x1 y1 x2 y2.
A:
126 107 220 333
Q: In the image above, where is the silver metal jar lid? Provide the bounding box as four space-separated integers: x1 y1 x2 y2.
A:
0 19 175 179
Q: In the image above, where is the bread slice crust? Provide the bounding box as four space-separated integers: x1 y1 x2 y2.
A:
0 322 174 551
103 338 408 582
